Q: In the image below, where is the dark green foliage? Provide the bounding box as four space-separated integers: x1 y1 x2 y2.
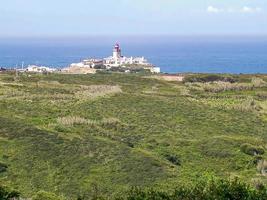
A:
0 162 8 173
124 140 135 148
240 143 265 156
253 155 263 165
183 74 237 83
119 178 267 200
164 154 181 166
2 177 267 200
94 65 107 70
32 191 63 200
0 185 20 200
120 188 170 200
108 66 150 74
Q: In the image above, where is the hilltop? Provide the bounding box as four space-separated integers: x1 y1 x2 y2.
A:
0 72 267 199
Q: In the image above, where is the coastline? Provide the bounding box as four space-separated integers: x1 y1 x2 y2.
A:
0 36 267 74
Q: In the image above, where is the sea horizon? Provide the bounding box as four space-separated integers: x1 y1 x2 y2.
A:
1 35 267 74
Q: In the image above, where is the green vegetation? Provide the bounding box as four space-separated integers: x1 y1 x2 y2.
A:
118 177 267 200
32 191 64 200
0 72 267 199
183 74 237 83
240 143 265 156
0 185 20 200
2 176 267 199
0 162 8 173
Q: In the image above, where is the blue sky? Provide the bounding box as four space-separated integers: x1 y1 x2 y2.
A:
0 0 267 37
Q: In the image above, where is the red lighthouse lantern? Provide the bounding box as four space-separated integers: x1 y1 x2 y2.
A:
113 43 121 58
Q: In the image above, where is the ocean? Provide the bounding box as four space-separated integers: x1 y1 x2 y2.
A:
0 36 267 74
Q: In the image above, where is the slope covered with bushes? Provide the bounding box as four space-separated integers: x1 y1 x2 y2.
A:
0 72 267 198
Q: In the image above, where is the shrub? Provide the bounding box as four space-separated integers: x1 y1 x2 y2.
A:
253 155 263 165
0 162 8 173
120 177 267 200
54 125 71 133
122 188 169 200
256 92 267 100
164 154 181 166
202 82 252 93
0 185 20 200
123 139 134 148
240 143 265 156
185 77 266 94
253 179 266 190
183 74 237 83
32 191 64 200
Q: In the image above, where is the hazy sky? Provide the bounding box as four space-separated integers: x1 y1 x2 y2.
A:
1 0 267 37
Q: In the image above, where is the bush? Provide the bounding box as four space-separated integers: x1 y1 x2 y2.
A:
253 155 263 165
164 154 181 166
240 143 265 156
0 185 20 200
32 191 64 200
122 188 169 200
0 162 8 173
120 177 267 200
184 77 266 94
183 74 236 83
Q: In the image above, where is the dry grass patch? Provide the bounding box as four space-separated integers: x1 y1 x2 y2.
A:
57 116 121 127
75 85 122 99
0 89 29 100
179 87 191 97
36 80 63 88
186 77 267 93
257 160 267 175
188 96 261 113
161 75 184 82
0 84 122 102
101 118 120 125
233 97 261 112
57 116 98 126
0 81 24 87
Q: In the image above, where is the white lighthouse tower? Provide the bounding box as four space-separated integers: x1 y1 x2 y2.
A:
113 43 121 60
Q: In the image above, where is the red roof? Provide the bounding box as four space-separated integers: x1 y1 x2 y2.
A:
115 43 120 48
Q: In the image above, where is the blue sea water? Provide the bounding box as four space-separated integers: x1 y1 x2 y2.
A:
0 36 267 74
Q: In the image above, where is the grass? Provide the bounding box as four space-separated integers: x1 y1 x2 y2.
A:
0 72 267 199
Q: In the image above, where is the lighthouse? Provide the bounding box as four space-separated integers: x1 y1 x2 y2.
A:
113 43 122 59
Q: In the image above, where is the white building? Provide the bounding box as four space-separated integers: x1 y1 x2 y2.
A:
83 59 104 68
103 43 152 67
26 65 57 73
69 43 160 73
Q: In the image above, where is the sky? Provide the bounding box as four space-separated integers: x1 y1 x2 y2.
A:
0 0 267 37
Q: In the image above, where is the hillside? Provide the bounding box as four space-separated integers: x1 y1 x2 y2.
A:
0 72 267 199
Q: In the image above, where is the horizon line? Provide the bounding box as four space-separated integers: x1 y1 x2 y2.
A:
0 33 267 39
